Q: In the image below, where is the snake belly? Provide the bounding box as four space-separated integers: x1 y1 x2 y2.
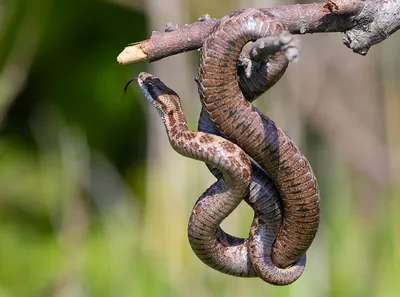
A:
137 72 305 285
197 8 320 268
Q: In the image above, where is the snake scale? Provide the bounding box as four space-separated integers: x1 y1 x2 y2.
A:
132 7 320 286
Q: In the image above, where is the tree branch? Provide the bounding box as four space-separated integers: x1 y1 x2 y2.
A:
117 0 400 65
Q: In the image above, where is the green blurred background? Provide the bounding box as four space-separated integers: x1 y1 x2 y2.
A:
0 0 399 296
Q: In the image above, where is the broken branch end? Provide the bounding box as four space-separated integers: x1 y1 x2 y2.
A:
117 44 148 65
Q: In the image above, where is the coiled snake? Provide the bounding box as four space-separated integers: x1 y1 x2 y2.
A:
197 8 320 269
136 72 305 285
132 7 320 286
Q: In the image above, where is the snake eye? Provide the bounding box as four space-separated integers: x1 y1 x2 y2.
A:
146 82 158 99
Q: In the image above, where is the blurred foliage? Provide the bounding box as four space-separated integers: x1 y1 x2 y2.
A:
0 0 399 297
2 0 147 174
0 0 150 296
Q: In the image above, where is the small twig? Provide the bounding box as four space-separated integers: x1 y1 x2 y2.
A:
238 32 299 78
250 31 299 62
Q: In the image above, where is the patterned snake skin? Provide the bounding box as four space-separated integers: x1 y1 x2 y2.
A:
136 72 305 285
197 8 320 269
132 7 320 285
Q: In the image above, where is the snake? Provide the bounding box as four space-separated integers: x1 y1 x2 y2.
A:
135 72 305 285
197 8 320 269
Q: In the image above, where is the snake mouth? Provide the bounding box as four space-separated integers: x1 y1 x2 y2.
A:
123 72 158 95
138 72 179 100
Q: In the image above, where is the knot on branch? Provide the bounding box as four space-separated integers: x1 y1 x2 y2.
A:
342 0 400 55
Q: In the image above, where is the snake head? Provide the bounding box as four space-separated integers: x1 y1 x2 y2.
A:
137 72 180 115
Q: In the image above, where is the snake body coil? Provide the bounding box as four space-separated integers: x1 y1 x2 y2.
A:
137 72 305 285
197 8 320 268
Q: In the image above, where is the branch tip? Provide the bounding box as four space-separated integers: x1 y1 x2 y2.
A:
117 44 148 65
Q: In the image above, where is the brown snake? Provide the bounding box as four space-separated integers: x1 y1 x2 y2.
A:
197 8 320 268
136 72 305 285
